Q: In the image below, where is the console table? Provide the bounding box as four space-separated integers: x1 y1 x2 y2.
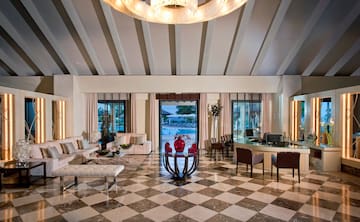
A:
0 161 46 190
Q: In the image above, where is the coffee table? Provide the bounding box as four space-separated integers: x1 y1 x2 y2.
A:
84 150 126 164
0 161 46 190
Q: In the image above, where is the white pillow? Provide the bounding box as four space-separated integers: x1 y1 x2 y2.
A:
82 139 91 149
117 135 127 145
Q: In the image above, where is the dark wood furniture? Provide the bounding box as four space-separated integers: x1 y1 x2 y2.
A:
236 148 264 177
0 161 46 190
271 152 300 183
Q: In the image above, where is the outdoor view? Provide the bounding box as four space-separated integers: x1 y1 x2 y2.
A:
160 101 198 153
98 100 125 146
232 101 261 141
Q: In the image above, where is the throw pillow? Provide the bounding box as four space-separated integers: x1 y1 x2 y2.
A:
47 146 61 158
40 147 49 158
82 139 90 149
77 140 84 150
60 142 76 154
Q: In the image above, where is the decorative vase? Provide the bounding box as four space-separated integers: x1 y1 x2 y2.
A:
211 116 219 141
14 139 30 162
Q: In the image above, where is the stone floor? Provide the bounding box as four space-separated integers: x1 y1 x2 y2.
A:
1 153 360 222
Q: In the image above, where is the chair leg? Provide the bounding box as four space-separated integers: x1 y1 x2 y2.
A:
277 168 279 182
236 162 238 175
250 165 253 178
270 164 273 176
246 164 248 172
262 162 264 175
298 168 300 183
292 168 294 178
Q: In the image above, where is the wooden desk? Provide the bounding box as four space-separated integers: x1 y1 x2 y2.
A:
234 141 310 173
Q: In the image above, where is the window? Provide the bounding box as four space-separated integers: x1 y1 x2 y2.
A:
98 100 126 137
232 100 261 141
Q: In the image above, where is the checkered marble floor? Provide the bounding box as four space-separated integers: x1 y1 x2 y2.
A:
1 153 360 222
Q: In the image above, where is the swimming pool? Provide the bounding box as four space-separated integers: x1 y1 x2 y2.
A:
161 127 197 135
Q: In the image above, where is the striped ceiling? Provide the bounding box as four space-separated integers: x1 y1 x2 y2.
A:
0 0 359 77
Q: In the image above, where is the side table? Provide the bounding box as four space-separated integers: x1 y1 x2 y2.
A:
0 161 46 190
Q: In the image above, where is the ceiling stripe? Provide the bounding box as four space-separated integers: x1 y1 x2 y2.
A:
197 22 208 75
52 0 97 75
60 0 105 74
19 0 76 75
0 50 17 76
0 22 42 75
134 19 150 75
302 1 360 76
226 0 256 75
0 10 48 75
352 66 360 76
250 0 292 75
93 0 123 75
326 38 360 76
99 0 129 74
169 25 176 75
276 0 330 76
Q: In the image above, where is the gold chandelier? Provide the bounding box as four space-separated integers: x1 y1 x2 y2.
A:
103 0 248 24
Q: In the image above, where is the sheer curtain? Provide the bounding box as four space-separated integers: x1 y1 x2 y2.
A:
262 93 272 134
130 93 137 132
86 93 98 143
149 93 156 152
199 93 208 150
220 93 231 136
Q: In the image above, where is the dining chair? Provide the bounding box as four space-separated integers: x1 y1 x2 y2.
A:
236 148 264 177
271 152 300 183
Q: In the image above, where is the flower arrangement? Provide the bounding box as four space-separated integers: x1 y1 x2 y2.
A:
209 103 222 116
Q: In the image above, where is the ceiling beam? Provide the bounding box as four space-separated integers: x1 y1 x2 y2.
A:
20 0 77 75
99 0 129 74
60 0 105 74
276 0 330 76
352 66 360 76
0 48 21 75
141 21 155 74
0 10 48 75
302 1 360 76
326 38 360 76
226 0 255 75
251 0 292 75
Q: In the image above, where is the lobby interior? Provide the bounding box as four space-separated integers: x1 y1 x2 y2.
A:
1 0 360 221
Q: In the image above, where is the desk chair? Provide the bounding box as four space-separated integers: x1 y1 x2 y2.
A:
236 148 264 177
271 152 300 183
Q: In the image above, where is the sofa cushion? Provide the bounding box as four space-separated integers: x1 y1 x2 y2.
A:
77 139 84 150
60 142 76 154
40 147 50 158
131 135 146 145
117 135 127 145
47 146 61 158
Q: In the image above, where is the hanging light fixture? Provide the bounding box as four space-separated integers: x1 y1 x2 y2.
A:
103 0 247 24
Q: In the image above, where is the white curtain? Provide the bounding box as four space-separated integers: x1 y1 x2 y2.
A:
86 93 98 142
220 93 231 136
262 93 272 134
149 93 156 152
130 93 137 132
199 93 208 150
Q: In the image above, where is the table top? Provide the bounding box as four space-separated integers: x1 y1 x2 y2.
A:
164 152 196 157
1 161 45 170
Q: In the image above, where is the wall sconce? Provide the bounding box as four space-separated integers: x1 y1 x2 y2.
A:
54 100 66 140
2 93 14 160
35 98 45 144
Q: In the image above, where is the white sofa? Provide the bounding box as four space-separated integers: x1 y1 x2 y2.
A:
112 133 152 155
28 136 99 177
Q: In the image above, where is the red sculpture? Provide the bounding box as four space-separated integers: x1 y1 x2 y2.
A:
188 143 197 154
174 136 185 152
165 142 172 153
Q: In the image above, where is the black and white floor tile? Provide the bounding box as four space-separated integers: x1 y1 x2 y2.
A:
1 153 360 222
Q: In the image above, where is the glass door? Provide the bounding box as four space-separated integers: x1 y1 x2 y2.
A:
159 100 198 153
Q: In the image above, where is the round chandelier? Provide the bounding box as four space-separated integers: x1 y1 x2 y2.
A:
103 0 248 24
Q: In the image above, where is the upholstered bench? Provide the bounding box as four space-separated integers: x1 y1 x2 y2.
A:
53 165 124 193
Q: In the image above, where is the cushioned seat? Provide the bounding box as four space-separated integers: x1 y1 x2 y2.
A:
271 152 300 183
236 148 264 177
